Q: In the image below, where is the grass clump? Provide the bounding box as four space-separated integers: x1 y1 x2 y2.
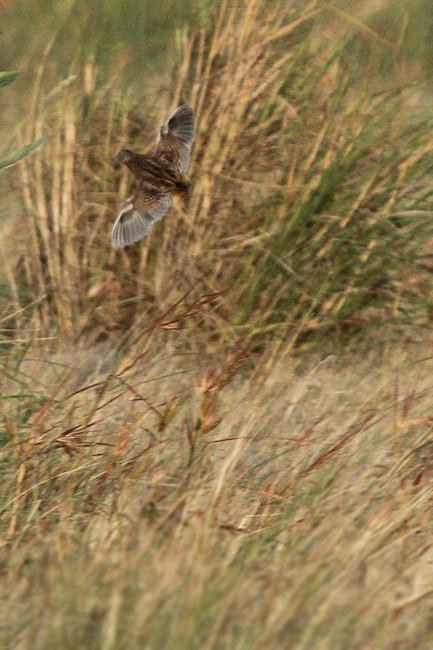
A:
2 0 433 349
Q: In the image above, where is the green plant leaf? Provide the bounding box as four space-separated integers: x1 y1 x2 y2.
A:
0 71 20 88
0 134 49 170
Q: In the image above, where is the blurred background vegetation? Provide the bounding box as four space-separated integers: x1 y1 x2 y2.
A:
1 0 196 81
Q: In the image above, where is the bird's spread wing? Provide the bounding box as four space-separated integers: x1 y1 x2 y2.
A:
166 104 195 146
111 184 172 249
154 104 195 174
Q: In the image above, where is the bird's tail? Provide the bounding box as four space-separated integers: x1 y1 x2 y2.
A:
175 178 191 194
174 178 191 208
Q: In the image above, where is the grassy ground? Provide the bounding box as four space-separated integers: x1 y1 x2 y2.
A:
2 333 433 649
2 0 433 648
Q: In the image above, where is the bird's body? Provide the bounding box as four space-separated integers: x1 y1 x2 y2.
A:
111 104 195 249
121 152 191 194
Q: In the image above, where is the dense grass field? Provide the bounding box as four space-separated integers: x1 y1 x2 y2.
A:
2 1 433 648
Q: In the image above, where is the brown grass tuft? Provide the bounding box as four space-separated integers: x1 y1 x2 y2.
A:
3 0 433 350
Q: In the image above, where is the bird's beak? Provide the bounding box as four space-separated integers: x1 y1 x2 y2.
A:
113 155 122 170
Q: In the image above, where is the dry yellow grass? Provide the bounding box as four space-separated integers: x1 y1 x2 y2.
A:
1 327 433 648
2 1 433 648
3 0 433 348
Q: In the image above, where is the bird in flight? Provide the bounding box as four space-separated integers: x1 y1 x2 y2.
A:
112 104 195 249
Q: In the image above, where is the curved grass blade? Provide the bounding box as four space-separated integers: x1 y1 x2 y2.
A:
0 134 50 170
0 71 20 88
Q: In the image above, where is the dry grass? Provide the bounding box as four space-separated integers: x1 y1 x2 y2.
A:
2 0 433 348
2 1 433 648
1 323 433 648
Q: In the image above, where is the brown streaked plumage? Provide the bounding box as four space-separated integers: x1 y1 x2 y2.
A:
111 104 195 249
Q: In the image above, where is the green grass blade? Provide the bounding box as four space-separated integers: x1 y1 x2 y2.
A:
0 71 20 88
0 134 50 170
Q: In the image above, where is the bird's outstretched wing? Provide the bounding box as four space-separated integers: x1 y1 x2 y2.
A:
154 104 195 174
165 104 195 145
111 183 172 249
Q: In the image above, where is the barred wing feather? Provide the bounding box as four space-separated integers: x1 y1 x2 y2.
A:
166 104 195 146
111 189 172 249
155 104 195 174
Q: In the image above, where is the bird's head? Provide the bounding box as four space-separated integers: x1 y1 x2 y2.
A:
114 148 134 169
